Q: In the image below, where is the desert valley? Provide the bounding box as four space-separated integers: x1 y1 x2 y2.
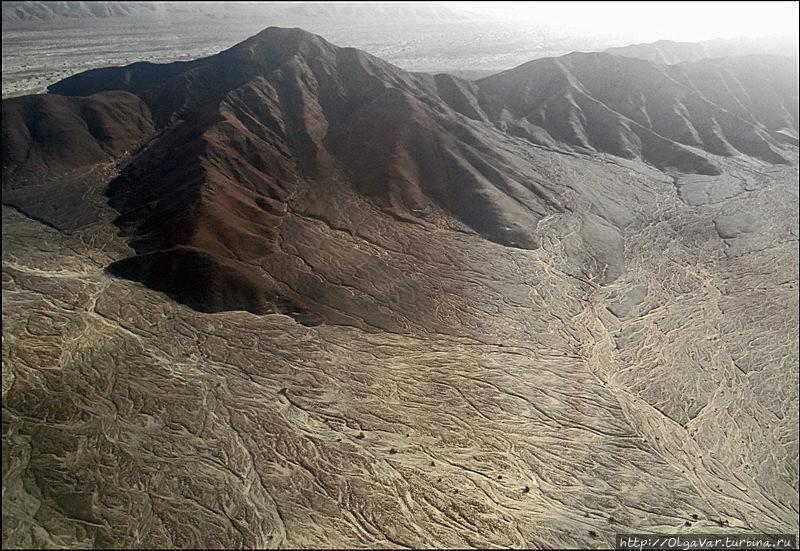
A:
2 2 798 549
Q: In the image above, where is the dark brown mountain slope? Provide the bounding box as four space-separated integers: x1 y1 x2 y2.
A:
1 91 154 229
8 28 565 317
2 91 153 190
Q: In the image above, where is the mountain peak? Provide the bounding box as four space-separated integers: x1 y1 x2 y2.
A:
210 26 341 72
237 26 333 52
250 25 321 41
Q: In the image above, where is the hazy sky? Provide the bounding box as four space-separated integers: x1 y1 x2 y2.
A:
444 1 800 42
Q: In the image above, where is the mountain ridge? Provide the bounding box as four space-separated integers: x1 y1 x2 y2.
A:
469 51 796 171
3 27 797 319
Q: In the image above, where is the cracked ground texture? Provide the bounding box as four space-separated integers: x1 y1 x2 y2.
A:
2 136 798 548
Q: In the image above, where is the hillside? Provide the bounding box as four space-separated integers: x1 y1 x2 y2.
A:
471 52 796 172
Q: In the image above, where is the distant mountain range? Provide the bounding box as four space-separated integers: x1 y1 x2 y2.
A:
2 1 474 23
606 36 799 64
2 1 158 21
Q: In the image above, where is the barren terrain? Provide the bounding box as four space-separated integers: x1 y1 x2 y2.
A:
2 26 799 549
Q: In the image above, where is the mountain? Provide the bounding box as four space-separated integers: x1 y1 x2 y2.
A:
2 91 154 190
3 28 797 321
1 1 159 21
471 52 797 171
606 36 799 64
5 28 565 322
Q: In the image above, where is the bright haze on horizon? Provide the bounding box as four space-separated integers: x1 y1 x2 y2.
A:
444 0 800 42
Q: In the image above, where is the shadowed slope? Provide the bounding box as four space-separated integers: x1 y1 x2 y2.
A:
665 56 799 145
18 28 563 316
471 52 797 172
2 91 154 190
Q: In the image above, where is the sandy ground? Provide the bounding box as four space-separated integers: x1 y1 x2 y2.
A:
2 139 797 546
